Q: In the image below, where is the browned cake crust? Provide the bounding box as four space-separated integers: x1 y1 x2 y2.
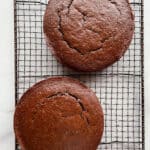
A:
14 77 104 150
43 0 134 72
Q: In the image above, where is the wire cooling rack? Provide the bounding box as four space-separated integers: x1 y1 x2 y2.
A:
14 0 144 149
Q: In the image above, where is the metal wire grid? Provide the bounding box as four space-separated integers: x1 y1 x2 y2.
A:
14 0 144 149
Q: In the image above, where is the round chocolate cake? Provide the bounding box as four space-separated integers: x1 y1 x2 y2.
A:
14 77 104 150
44 0 134 71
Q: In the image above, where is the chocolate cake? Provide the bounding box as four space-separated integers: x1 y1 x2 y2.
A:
44 0 134 71
14 77 104 150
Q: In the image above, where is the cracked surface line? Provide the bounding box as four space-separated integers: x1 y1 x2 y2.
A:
108 0 121 15
74 6 87 22
46 92 89 125
67 0 74 14
56 0 113 55
57 10 83 54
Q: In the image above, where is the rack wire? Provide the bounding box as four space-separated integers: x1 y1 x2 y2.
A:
14 0 144 149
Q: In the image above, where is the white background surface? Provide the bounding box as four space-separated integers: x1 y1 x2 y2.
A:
0 0 15 150
0 0 149 150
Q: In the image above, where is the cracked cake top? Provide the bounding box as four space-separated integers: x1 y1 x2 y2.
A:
44 0 134 71
14 77 104 150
